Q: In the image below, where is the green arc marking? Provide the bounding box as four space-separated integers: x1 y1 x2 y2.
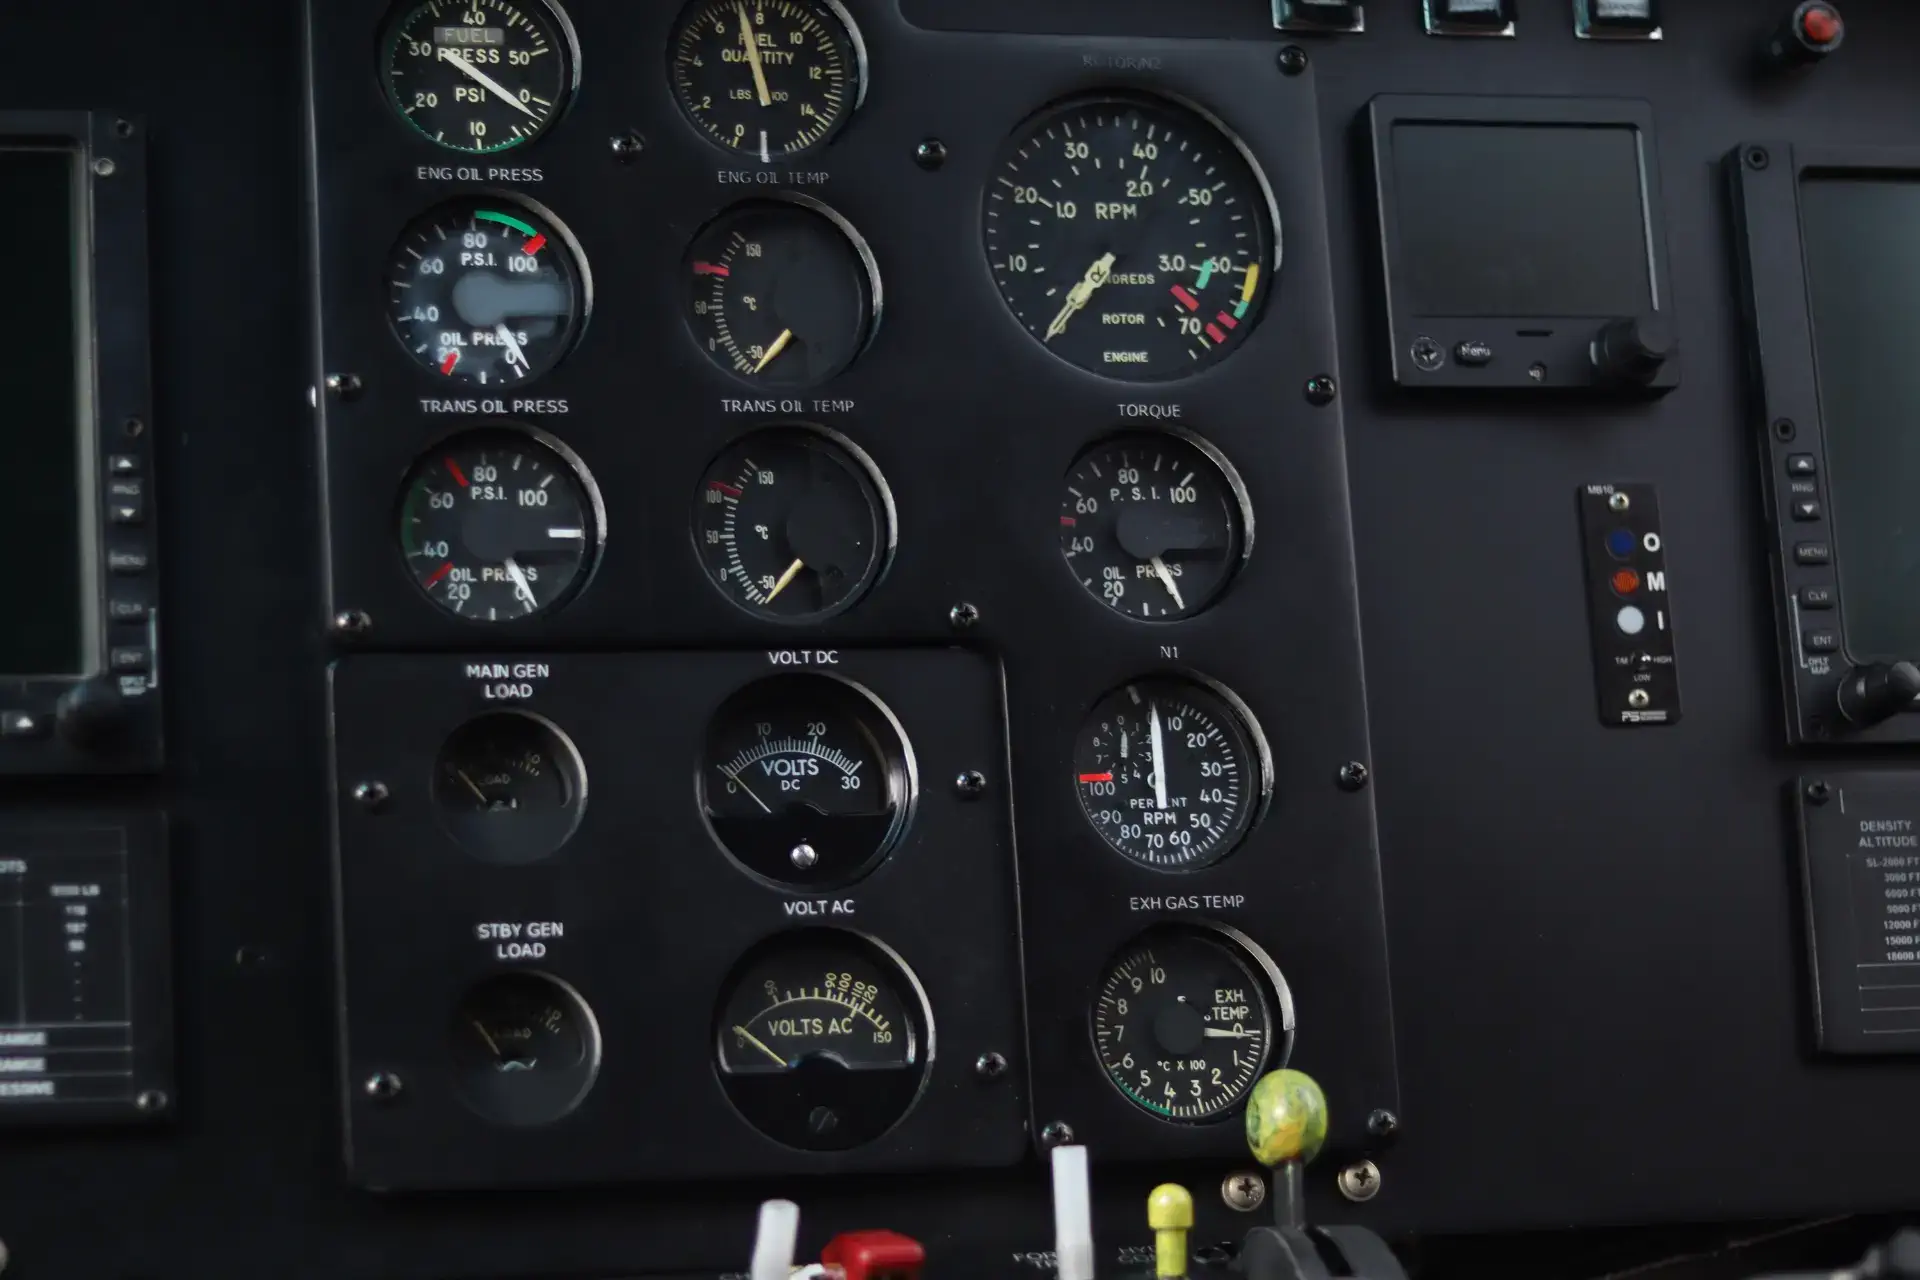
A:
476 209 538 238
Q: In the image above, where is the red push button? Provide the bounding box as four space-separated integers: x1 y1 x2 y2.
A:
1801 3 1841 44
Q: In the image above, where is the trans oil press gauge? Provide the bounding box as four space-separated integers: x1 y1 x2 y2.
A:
715 930 929 1150
701 673 912 888
381 0 578 153
669 0 864 163
984 94 1276 380
388 199 586 385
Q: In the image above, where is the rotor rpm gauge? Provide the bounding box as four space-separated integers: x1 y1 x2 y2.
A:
388 200 586 386
381 0 577 154
701 674 912 887
1074 678 1269 870
1093 927 1289 1123
1061 432 1249 620
398 427 604 622
669 0 863 163
984 94 1277 380
715 931 930 1150
695 428 892 621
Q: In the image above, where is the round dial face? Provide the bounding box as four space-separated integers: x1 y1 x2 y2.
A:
695 428 891 621
398 429 602 622
450 972 600 1126
984 95 1276 380
1061 433 1247 620
1093 930 1277 1122
670 0 859 163
702 674 910 887
1074 678 1266 870
684 202 877 386
381 0 575 154
388 201 585 386
715 931 927 1150
433 711 586 864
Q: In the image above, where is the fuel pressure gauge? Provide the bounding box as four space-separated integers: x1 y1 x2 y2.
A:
381 0 578 153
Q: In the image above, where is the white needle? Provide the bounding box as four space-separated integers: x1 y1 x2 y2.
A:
1149 699 1169 811
1120 727 1128 759
736 1 773 108
1045 252 1117 342
495 324 529 373
1149 555 1185 611
722 765 774 815
1203 1027 1260 1039
438 47 539 120
503 557 536 614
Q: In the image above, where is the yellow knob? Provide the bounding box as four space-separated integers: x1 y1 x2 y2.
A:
1245 1069 1329 1168
1148 1183 1193 1280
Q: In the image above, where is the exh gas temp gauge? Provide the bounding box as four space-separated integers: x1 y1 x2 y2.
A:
1092 926 1291 1123
1074 677 1270 870
381 0 577 153
984 94 1277 380
388 200 587 386
670 0 864 163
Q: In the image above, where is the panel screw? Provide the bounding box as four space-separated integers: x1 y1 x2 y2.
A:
113 118 135 138
1222 1171 1266 1212
954 770 987 799
1338 1160 1382 1202
1367 1108 1400 1138
1337 761 1370 791
1806 779 1832 805
915 139 948 170
123 416 146 438
134 1089 168 1113
1277 45 1309 74
1608 492 1631 512
364 1071 404 1103
609 131 645 160
324 372 363 400
1411 336 1444 371
1628 689 1652 710
808 1105 840 1135
1773 417 1797 442
91 157 115 177
1304 375 1337 406
353 781 391 812
1039 1121 1075 1148
975 1051 1008 1080
1529 362 1548 383
950 602 980 629
332 609 371 637
790 842 819 869
1745 146 1771 171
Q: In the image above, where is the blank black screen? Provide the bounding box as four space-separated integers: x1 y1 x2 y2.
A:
1802 176 1920 661
1391 122 1653 318
0 149 84 676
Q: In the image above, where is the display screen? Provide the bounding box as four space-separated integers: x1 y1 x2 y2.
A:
0 149 86 677
1390 122 1654 318
1801 175 1920 661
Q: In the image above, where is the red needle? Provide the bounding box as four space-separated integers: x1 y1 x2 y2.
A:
446 458 469 487
521 234 546 256
1078 772 1114 783
423 562 454 588
440 351 459 375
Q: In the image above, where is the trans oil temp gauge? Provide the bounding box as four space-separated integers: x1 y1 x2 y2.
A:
388 199 587 385
1061 432 1250 620
397 426 604 622
1092 926 1291 1122
669 0 864 163
984 94 1277 380
380 0 578 153
451 971 601 1126
715 930 929 1150
1074 677 1270 870
695 427 892 621
433 711 586 864
701 673 912 888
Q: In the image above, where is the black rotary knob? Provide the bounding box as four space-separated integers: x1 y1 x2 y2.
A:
1837 661 1920 728
1592 316 1675 386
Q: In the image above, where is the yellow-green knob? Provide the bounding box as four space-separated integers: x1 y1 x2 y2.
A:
1245 1069 1329 1168
1148 1183 1194 1279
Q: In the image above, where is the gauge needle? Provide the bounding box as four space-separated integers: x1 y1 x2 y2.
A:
1203 1027 1260 1039
734 1024 789 1068
1149 555 1185 611
438 47 539 120
763 556 806 604
455 770 490 805
1149 699 1170 811
753 328 794 374
495 323 529 373
472 1020 504 1057
1045 252 1117 342
721 764 774 816
736 1 773 108
503 557 537 614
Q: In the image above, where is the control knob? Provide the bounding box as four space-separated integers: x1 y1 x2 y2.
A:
1591 316 1675 386
1837 661 1920 728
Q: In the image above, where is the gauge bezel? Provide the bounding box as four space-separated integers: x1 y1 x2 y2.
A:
430 709 589 864
1072 671 1276 871
679 195 884 388
689 422 898 623
376 0 584 155
1059 427 1257 623
981 89 1285 383
711 927 935 1150
385 193 595 387
697 671 919 890
665 0 871 163
392 421 609 625
448 969 603 1127
1087 922 1295 1124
